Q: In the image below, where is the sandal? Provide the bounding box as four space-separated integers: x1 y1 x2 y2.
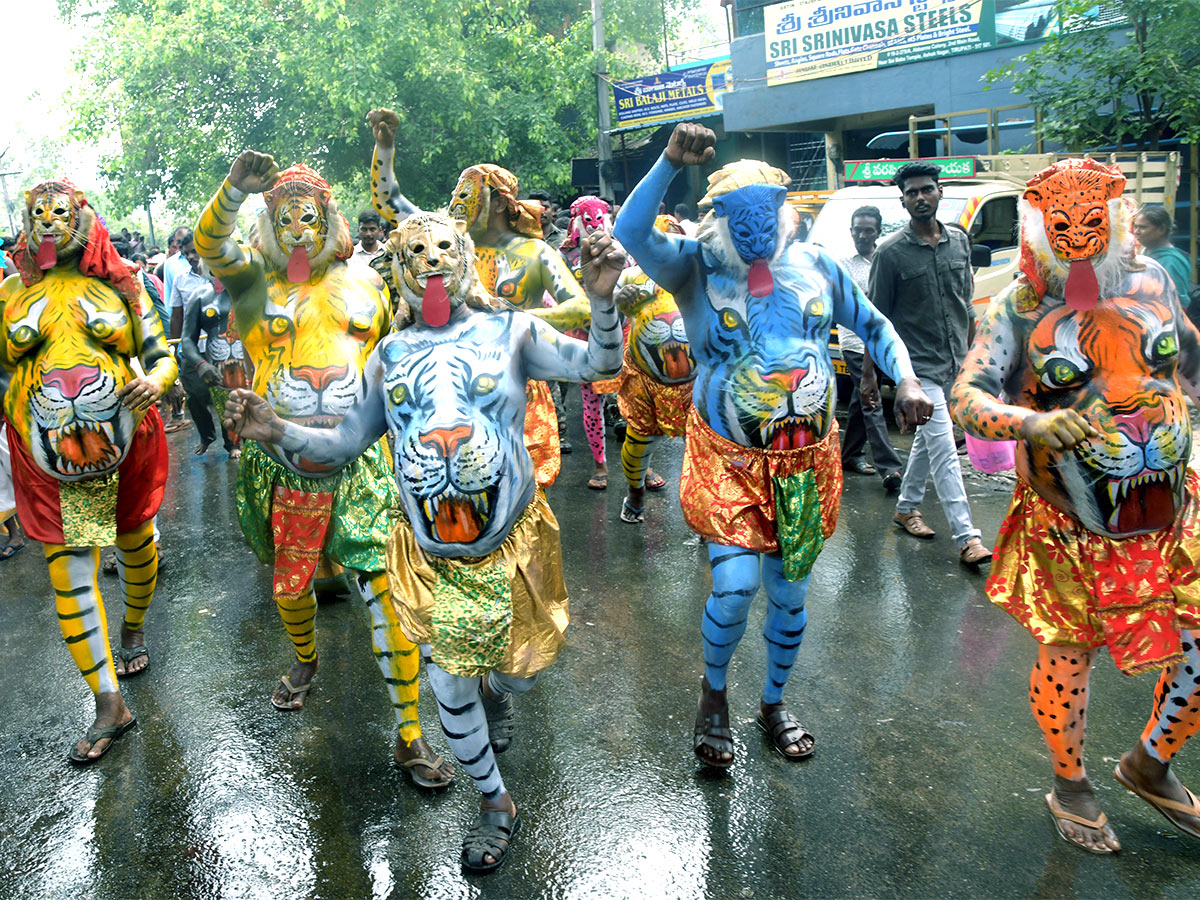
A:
398 752 455 790
756 705 815 760
1115 763 1200 840
644 471 667 492
693 681 734 770
163 418 191 433
68 717 138 766
620 497 645 524
587 474 608 491
116 644 150 679
0 542 24 561
1046 791 1120 853
271 674 315 711
480 680 514 754
102 549 118 576
461 809 521 875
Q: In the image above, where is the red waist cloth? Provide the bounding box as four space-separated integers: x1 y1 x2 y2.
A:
987 474 1200 675
7 406 168 544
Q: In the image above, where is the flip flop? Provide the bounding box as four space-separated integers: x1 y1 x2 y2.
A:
272 674 315 711
620 497 645 524
1045 791 1120 853
1114 763 1200 839
398 752 455 790
587 474 608 491
644 471 667 492
116 644 150 679
0 542 24 561
68 717 138 766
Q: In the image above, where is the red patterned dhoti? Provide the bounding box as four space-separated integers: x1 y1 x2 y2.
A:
987 473 1200 675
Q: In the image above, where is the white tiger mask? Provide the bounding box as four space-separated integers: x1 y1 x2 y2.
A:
389 213 478 328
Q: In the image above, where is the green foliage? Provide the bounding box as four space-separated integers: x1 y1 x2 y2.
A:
984 0 1200 151
60 0 697 218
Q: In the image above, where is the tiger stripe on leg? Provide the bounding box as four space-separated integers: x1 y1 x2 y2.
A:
47 545 118 695
621 427 660 490
1029 645 1094 780
354 570 422 743
1141 631 1200 763
115 520 157 631
270 486 332 664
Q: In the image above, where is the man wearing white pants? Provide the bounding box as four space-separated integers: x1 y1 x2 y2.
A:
864 161 991 568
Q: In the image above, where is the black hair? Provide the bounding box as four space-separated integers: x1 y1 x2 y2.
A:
178 230 195 248
358 209 383 227
528 189 556 206
850 205 883 231
1136 205 1173 235
893 162 941 191
674 203 693 220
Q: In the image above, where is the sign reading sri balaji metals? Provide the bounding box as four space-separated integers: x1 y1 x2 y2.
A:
612 59 731 129
765 0 996 85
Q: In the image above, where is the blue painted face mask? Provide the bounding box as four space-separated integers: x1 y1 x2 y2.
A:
711 184 786 297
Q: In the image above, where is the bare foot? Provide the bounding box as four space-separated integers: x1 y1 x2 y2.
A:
114 623 149 677
1049 776 1121 853
272 658 318 710
75 691 135 761
394 733 455 787
1117 744 1200 839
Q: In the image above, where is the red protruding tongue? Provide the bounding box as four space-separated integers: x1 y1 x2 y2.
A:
770 421 815 451
663 346 692 380
36 236 58 270
434 497 483 543
213 277 225 293
1065 258 1099 311
423 274 451 327
286 246 311 283
748 258 773 298
1118 479 1175 534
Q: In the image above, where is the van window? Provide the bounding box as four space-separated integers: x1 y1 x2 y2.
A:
969 196 1018 251
808 197 969 261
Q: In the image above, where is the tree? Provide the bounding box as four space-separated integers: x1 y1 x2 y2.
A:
985 0 1200 151
59 0 696 219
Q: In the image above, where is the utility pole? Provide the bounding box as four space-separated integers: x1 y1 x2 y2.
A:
593 0 613 199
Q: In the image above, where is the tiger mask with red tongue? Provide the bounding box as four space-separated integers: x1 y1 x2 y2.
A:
389 212 492 329
1019 158 1131 311
255 164 353 283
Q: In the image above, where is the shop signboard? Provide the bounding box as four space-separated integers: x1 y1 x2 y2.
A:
844 156 977 181
612 59 731 128
764 0 1122 86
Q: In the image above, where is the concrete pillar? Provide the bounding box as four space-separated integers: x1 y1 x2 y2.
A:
824 131 844 191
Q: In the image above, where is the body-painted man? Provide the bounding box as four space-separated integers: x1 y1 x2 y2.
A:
367 108 591 488
559 195 624 490
1 180 177 763
951 158 1200 852
195 151 451 787
614 123 931 769
178 258 247 458
224 211 625 874
613 215 697 523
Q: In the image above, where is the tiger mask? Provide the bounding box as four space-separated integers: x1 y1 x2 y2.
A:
388 212 494 329
23 182 91 269
254 165 354 284
1020 158 1133 310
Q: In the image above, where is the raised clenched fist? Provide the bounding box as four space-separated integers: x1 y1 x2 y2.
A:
367 108 400 150
1019 409 1097 451
228 150 281 195
664 123 717 169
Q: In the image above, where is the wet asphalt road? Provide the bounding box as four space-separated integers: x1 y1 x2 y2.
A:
2 396 1200 900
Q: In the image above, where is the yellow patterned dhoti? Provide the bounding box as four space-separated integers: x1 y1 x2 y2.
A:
524 380 561 488
385 489 568 678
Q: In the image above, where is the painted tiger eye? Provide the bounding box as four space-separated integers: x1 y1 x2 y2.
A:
472 375 497 395
390 383 408 405
1154 334 1178 358
268 316 290 336
349 314 372 333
